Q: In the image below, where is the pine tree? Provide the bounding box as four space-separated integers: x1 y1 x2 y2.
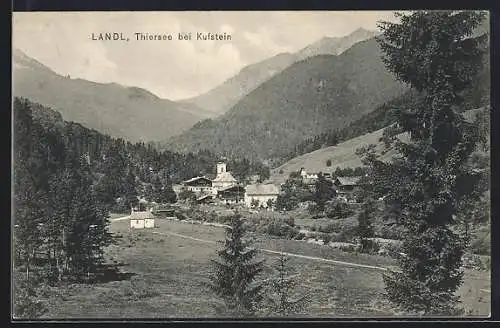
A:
210 214 265 317
313 172 335 212
123 169 139 210
357 197 376 252
265 252 310 317
65 160 113 280
370 11 488 314
156 181 177 204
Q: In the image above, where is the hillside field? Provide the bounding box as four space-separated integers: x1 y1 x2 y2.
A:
36 218 490 319
270 107 485 184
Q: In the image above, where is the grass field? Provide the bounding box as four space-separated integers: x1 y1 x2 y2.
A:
38 218 491 319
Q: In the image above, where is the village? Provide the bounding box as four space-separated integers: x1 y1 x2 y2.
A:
128 161 363 229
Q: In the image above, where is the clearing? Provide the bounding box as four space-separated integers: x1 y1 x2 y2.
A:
38 218 491 319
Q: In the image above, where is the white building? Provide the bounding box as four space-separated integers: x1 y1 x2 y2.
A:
212 162 238 192
300 168 318 185
181 176 213 194
244 183 280 209
130 210 155 229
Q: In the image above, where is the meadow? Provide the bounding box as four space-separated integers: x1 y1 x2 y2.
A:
38 218 491 319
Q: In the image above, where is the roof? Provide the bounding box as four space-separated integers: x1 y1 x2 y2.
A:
212 171 237 183
218 185 245 193
245 183 280 196
182 176 212 185
335 176 362 186
197 194 214 201
130 211 154 220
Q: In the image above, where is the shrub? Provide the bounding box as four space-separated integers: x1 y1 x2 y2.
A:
326 159 332 167
307 203 320 215
325 201 354 219
13 277 47 319
322 233 331 245
337 244 358 253
360 239 380 254
283 217 295 227
318 223 339 233
294 232 306 240
266 219 299 239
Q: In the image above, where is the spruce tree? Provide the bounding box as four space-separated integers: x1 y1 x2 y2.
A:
123 169 139 210
265 252 310 317
371 11 488 314
210 214 265 317
356 198 375 252
313 172 335 212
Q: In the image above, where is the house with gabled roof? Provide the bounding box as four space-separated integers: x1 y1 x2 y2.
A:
217 185 245 205
333 176 363 202
130 209 155 229
244 183 280 209
181 176 213 194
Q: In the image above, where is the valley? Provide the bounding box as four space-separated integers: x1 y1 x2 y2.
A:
12 11 491 321
34 217 490 318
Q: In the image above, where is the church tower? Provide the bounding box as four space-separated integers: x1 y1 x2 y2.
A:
216 162 227 174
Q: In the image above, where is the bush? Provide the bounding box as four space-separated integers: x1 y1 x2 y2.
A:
318 222 339 233
307 203 320 215
13 277 47 319
337 227 358 243
322 233 332 244
266 219 299 239
283 217 295 227
325 201 354 219
360 239 380 254
337 244 358 253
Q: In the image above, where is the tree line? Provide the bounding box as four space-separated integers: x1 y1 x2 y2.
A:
12 97 270 317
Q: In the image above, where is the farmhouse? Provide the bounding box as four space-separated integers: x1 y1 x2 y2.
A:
197 194 215 204
212 162 238 191
333 176 362 202
300 168 318 185
152 205 176 219
217 185 245 205
130 209 155 229
244 183 280 209
181 176 213 194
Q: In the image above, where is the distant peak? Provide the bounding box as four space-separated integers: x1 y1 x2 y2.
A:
13 48 30 60
13 48 54 72
349 27 378 37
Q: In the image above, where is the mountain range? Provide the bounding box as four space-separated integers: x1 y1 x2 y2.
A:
164 37 408 161
179 28 379 116
12 28 378 144
13 48 210 143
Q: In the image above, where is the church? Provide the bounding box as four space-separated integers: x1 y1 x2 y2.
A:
212 162 238 193
178 162 239 201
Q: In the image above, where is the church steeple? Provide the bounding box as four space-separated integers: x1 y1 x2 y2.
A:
216 162 227 174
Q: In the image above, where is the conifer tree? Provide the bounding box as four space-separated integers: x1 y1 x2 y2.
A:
210 214 265 317
265 252 310 317
313 172 335 212
356 197 376 252
370 11 488 314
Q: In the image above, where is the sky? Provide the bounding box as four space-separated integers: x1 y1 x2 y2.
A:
13 11 399 100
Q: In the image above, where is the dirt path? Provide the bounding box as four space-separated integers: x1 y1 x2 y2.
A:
112 215 389 271
148 229 389 272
